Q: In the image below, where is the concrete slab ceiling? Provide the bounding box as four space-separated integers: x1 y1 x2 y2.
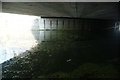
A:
2 2 119 20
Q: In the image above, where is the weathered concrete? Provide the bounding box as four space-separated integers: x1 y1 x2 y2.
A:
31 17 115 42
2 2 119 20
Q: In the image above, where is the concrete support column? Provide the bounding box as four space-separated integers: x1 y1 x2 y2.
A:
118 1 120 46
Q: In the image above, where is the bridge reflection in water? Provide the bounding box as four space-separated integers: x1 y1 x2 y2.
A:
0 13 117 65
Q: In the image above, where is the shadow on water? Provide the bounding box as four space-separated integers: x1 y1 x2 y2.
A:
2 18 120 79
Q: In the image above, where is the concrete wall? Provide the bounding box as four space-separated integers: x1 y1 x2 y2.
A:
32 18 115 42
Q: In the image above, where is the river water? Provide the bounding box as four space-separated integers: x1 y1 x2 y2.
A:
0 13 40 63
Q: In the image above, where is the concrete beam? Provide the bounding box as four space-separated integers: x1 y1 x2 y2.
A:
0 0 120 2
2 2 119 20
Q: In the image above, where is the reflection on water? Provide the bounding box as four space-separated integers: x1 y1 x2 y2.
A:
0 13 40 63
